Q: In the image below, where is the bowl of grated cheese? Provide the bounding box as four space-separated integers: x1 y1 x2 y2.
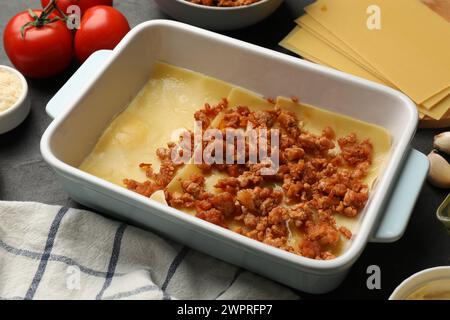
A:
0 65 30 134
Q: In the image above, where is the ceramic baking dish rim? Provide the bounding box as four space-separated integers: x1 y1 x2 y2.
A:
40 20 418 272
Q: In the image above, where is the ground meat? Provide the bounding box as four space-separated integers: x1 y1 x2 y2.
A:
341 189 368 217
237 171 264 188
248 110 277 128
322 126 335 140
321 251 336 260
339 226 352 240
338 133 373 166
189 0 261 7
214 177 240 193
156 147 171 161
222 112 241 129
196 208 225 226
220 106 250 129
305 220 340 247
168 191 196 208
126 97 375 261
209 192 237 216
235 187 283 214
243 213 258 228
266 97 276 105
288 204 311 228
260 192 283 215
154 160 178 187
181 174 205 197
195 98 228 128
268 207 288 225
124 139 185 197
284 147 305 161
224 164 245 177
277 110 301 138
123 179 161 197
236 189 255 211
300 239 322 259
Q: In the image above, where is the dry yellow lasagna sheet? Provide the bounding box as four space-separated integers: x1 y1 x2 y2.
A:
280 25 450 120
80 62 391 259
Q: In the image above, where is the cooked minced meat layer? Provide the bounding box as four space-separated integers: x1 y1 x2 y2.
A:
124 98 373 260
188 0 261 7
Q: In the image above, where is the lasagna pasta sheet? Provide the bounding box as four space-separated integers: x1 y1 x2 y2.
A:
80 62 233 185
280 26 450 120
305 0 450 104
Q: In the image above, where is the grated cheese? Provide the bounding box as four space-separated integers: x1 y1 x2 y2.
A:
0 68 23 113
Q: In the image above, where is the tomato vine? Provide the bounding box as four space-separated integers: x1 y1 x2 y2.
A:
20 0 67 38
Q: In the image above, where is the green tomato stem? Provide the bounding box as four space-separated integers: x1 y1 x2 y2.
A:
21 0 66 38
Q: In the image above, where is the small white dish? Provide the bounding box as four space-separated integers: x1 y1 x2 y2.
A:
0 65 30 134
154 0 284 30
390 266 450 300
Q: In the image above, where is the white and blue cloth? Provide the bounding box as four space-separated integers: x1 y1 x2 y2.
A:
0 201 299 300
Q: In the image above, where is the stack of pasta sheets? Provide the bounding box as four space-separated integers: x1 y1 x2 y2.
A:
280 0 450 122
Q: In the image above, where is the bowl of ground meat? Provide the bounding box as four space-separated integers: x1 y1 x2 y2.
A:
154 0 284 30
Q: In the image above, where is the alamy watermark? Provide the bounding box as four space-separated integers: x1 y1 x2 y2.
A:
367 5 382 30
170 121 280 175
66 265 81 290
65 5 81 30
366 265 381 290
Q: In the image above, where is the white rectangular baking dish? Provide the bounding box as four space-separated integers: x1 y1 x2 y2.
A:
41 20 428 294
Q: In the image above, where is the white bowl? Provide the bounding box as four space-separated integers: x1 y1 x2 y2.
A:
0 65 30 134
390 267 450 300
154 0 284 30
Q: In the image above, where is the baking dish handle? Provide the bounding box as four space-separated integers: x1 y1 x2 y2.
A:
369 149 429 243
46 50 113 119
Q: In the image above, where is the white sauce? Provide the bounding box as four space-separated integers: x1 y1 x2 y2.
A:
406 279 450 300
0 68 22 113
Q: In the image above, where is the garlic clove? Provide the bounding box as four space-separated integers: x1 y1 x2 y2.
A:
427 150 450 188
433 132 450 155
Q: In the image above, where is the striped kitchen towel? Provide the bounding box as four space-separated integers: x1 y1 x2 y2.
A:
0 201 299 300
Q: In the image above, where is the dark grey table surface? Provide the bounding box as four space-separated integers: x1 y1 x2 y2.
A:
0 0 449 300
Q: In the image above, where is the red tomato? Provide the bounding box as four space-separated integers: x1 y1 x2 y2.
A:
41 0 113 17
74 6 130 63
3 10 73 78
